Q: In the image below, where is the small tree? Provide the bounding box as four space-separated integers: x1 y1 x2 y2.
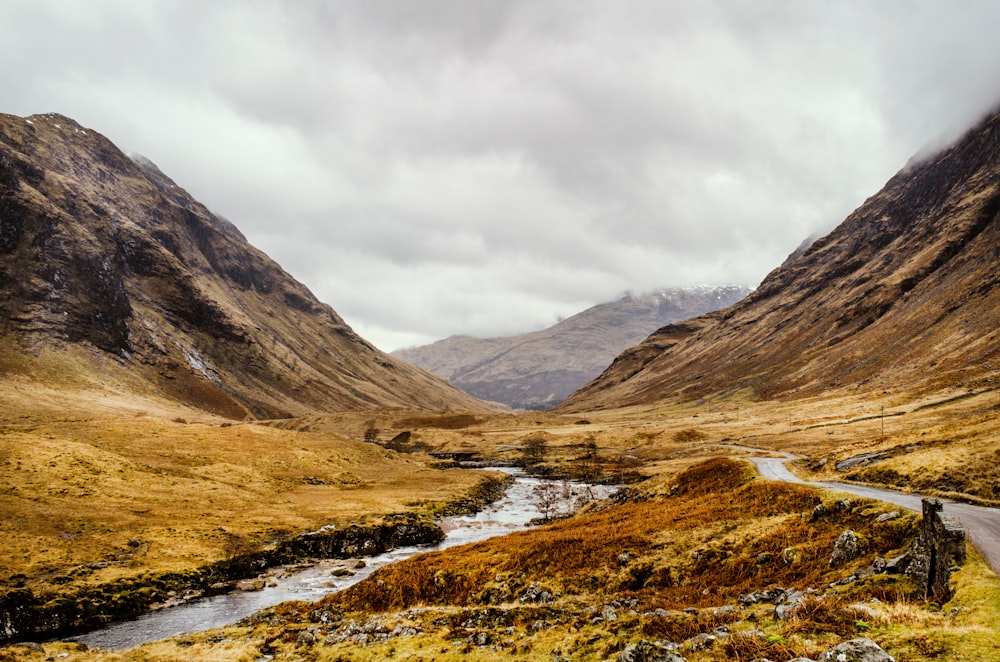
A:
531 482 563 521
363 420 379 444
521 436 547 467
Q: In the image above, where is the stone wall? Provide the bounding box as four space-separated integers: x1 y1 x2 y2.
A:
906 498 967 601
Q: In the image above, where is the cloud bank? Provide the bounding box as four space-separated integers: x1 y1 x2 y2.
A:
3 1 1000 350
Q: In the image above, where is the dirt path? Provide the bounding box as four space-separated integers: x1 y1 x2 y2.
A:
744 454 1000 576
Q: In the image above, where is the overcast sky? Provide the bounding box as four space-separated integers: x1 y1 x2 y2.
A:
3 1 1000 351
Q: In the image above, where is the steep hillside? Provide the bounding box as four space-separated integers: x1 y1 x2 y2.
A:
0 112 489 418
559 109 1000 412
393 286 748 410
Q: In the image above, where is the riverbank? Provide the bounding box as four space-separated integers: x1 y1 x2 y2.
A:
0 470 513 644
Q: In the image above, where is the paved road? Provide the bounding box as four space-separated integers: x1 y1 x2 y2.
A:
747 455 1000 576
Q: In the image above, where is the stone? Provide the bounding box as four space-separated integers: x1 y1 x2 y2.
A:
829 530 864 567
236 578 266 591
782 546 802 565
683 632 716 651
816 637 895 661
884 552 911 574
756 552 774 565
602 605 618 621
295 630 317 647
773 590 806 620
618 639 686 662
905 499 967 600
874 511 899 522
811 502 831 521
519 583 554 603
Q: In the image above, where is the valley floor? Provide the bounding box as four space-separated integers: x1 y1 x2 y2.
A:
2 384 999 660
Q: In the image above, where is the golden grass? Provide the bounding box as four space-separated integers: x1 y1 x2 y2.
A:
2 380 999 659
32 454 999 661
0 414 488 597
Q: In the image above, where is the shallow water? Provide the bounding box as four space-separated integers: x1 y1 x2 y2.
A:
70 469 617 650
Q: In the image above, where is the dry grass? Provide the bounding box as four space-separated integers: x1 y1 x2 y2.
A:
315 458 917 616
0 413 488 597
2 381 999 660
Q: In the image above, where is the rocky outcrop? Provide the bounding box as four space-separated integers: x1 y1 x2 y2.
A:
906 498 967 600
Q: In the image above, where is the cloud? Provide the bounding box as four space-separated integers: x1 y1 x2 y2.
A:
3 0 1000 350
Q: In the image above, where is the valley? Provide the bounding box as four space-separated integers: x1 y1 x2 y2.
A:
3 104 1000 661
2 382 999 660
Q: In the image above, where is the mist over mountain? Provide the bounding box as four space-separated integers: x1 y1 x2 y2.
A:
393 286 749 410
0 112 489 418
558 109 1000 412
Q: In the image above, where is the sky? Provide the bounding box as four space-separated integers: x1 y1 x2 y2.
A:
3 1 1000 352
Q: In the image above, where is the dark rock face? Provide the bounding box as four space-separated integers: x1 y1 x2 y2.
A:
906 498 967 600
559 109 1000 412
0 112 486 417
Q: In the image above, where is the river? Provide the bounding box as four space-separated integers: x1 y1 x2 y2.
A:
69 469 618 650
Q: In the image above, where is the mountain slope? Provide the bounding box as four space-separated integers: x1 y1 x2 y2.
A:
393 286 748 409
558 109 1000 412
0 112 490 418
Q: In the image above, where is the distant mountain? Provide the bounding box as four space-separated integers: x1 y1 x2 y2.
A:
393 286 749 410
0 112 490 418
557 109 1000 412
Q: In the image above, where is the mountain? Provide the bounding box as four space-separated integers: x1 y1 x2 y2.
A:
0 112 490 418
558 109 1000 412
393 286 749 409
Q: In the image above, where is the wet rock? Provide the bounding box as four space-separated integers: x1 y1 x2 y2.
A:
617 639 685 662
817 637 895 661
829 530 864 567
236 578 266 592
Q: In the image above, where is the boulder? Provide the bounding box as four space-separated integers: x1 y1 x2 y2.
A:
618 639 685 662
817 637 894 661
829 530 863 567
